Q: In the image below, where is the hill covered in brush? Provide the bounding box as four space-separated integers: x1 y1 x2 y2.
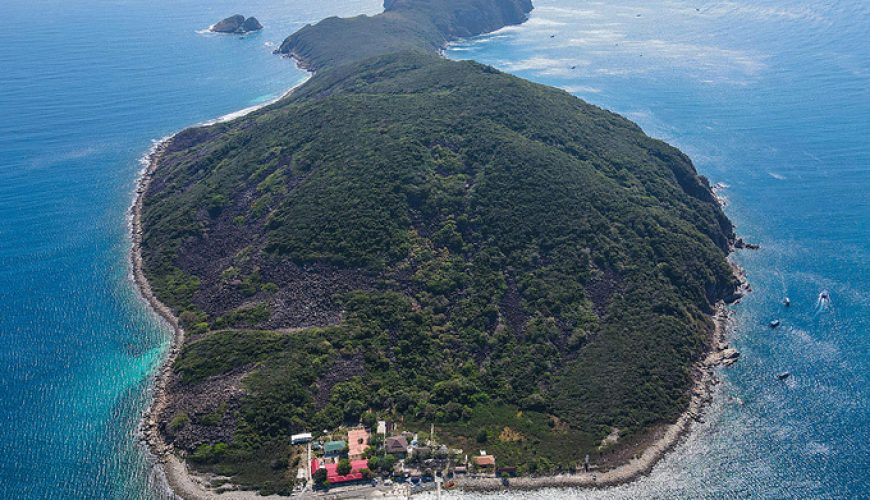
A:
140 0 737 493
277 0 533 70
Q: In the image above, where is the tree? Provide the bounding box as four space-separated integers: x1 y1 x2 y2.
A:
368 433 384 449
381 454 398 473
313 468 327 486
337 458 352 476
476 428 488 443
343 399 366 422
361 410 378 429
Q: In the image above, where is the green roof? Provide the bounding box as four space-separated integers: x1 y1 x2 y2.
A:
324 440 346 453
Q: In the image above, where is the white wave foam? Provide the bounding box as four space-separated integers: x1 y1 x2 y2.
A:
201 75 310 126
195 24 216 35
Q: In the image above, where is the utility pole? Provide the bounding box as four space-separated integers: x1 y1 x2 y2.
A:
435 469 443 500
307 442 313 482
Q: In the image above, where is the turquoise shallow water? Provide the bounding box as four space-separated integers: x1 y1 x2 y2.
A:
0 0 866 498
0 0 381 497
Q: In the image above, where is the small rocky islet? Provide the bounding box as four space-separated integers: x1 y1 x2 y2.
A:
210 14 262 34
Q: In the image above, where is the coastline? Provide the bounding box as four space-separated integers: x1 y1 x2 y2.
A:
452 291 746 493
132 134 191 497
129 33 749 500
131 75 310 500
452 189 749 492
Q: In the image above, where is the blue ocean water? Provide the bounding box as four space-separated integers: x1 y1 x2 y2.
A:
0 0 381 497
444 0 869 497
0 0 866 498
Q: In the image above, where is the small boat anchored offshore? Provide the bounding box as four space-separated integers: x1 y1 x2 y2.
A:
783 297 790 307
815 290 832 313
777 372 791 381
769 319 781 328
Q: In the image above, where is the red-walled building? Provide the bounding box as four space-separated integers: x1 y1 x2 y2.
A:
311 458 369 484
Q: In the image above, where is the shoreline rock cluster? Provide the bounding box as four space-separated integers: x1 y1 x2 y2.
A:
132 139 183 462
132 79 314 500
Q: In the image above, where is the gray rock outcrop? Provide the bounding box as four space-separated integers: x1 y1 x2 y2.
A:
211 15 262 34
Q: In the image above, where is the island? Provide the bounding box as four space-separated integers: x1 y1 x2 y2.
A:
210 15 262 34
136 0 744 496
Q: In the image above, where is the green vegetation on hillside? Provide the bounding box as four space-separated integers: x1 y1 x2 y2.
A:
141 0 737 493
277 0 533 71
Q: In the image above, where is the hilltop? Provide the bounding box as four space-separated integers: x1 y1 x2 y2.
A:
138 0 738 494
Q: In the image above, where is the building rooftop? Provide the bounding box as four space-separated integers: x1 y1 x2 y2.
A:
323 440 347 454
311 458 369 484
473 455 495 466
291 432 312 443
347 428 370 457
385 435 409 454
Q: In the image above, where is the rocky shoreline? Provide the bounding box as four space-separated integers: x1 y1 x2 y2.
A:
450 194 751 493
131 135 188 495
131 79 311 500
134 135 270 500
453 295 745 493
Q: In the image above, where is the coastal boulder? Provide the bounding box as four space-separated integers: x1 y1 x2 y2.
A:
241 17 263 32
211 14 245 33
705 347 741 367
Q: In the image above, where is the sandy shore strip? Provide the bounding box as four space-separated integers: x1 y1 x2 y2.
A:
131 75 310 500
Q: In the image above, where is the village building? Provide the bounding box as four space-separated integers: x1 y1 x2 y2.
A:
412 446 432 460
347 428 370 459
323 440 347 458
311 458 369 485
384 435 409 457
473 453 496 473
291 432 312 445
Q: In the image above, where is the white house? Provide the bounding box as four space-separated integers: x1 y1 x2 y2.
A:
291 432 313 444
